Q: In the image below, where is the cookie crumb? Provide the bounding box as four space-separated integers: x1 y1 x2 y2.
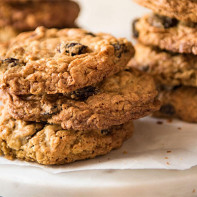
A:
123 151 128 154
192 189 196 193
165 157 168 159
166 162 170 165
177 127 182 130
167 150 172 153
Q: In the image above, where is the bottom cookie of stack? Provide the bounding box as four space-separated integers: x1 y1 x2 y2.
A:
154 86 197 122
0 106 133 165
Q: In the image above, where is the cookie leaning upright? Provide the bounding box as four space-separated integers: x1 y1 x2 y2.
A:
0 27 134 94
130 0 197 123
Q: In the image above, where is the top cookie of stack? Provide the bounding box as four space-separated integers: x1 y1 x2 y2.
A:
0 27 134 95
131 0 197 122
0 0 80 42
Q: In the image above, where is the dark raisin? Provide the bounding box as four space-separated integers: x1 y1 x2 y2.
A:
125 68 131 72
160 104 175 116
149 14 178 29
101 129 110 135
3 58 19 67
70 86 98 101
132 18 139 38
172 85 181 91
112 43 128 58
59 42 88 56
85 32 96 37
50 105 59 114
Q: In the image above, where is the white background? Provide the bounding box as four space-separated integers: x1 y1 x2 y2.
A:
75 0 149 39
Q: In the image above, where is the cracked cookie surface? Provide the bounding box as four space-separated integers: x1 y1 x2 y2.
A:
2 68 159 131
0 1 80 31
0 106 133 165
133 14 197 55
154 86 197 123
0 27 134 95
134 0 197 23
129 43 197 87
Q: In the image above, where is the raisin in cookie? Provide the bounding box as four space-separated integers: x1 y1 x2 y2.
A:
154 86 197 123
133 14 197 55
0 106 133 165
129 43 197 87
0 1 80 31
0 27 134 95
134 0 197 23
2 68 159 131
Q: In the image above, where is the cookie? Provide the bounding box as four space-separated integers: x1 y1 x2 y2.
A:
154 86 197 123
0 106 133 165
0 26 19 42
0 1 80 31
134 0 197 23
129 43 197 87
133 14 197 55
0 27 134 95
2 68 159 130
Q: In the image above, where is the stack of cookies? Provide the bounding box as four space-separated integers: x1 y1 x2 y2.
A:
130 0 197 123
0 0 80 42
0 27 159 165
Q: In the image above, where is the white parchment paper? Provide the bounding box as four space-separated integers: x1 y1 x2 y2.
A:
0 117 197 173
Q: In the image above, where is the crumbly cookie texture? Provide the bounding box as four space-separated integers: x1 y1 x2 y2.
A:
129 43 197 87
133 14 197 55
134 0 197 23
0 106 133 165
2 68 159 131
0 26 19 42
0 27 134 95
154 86 197 123
0 1 80 31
